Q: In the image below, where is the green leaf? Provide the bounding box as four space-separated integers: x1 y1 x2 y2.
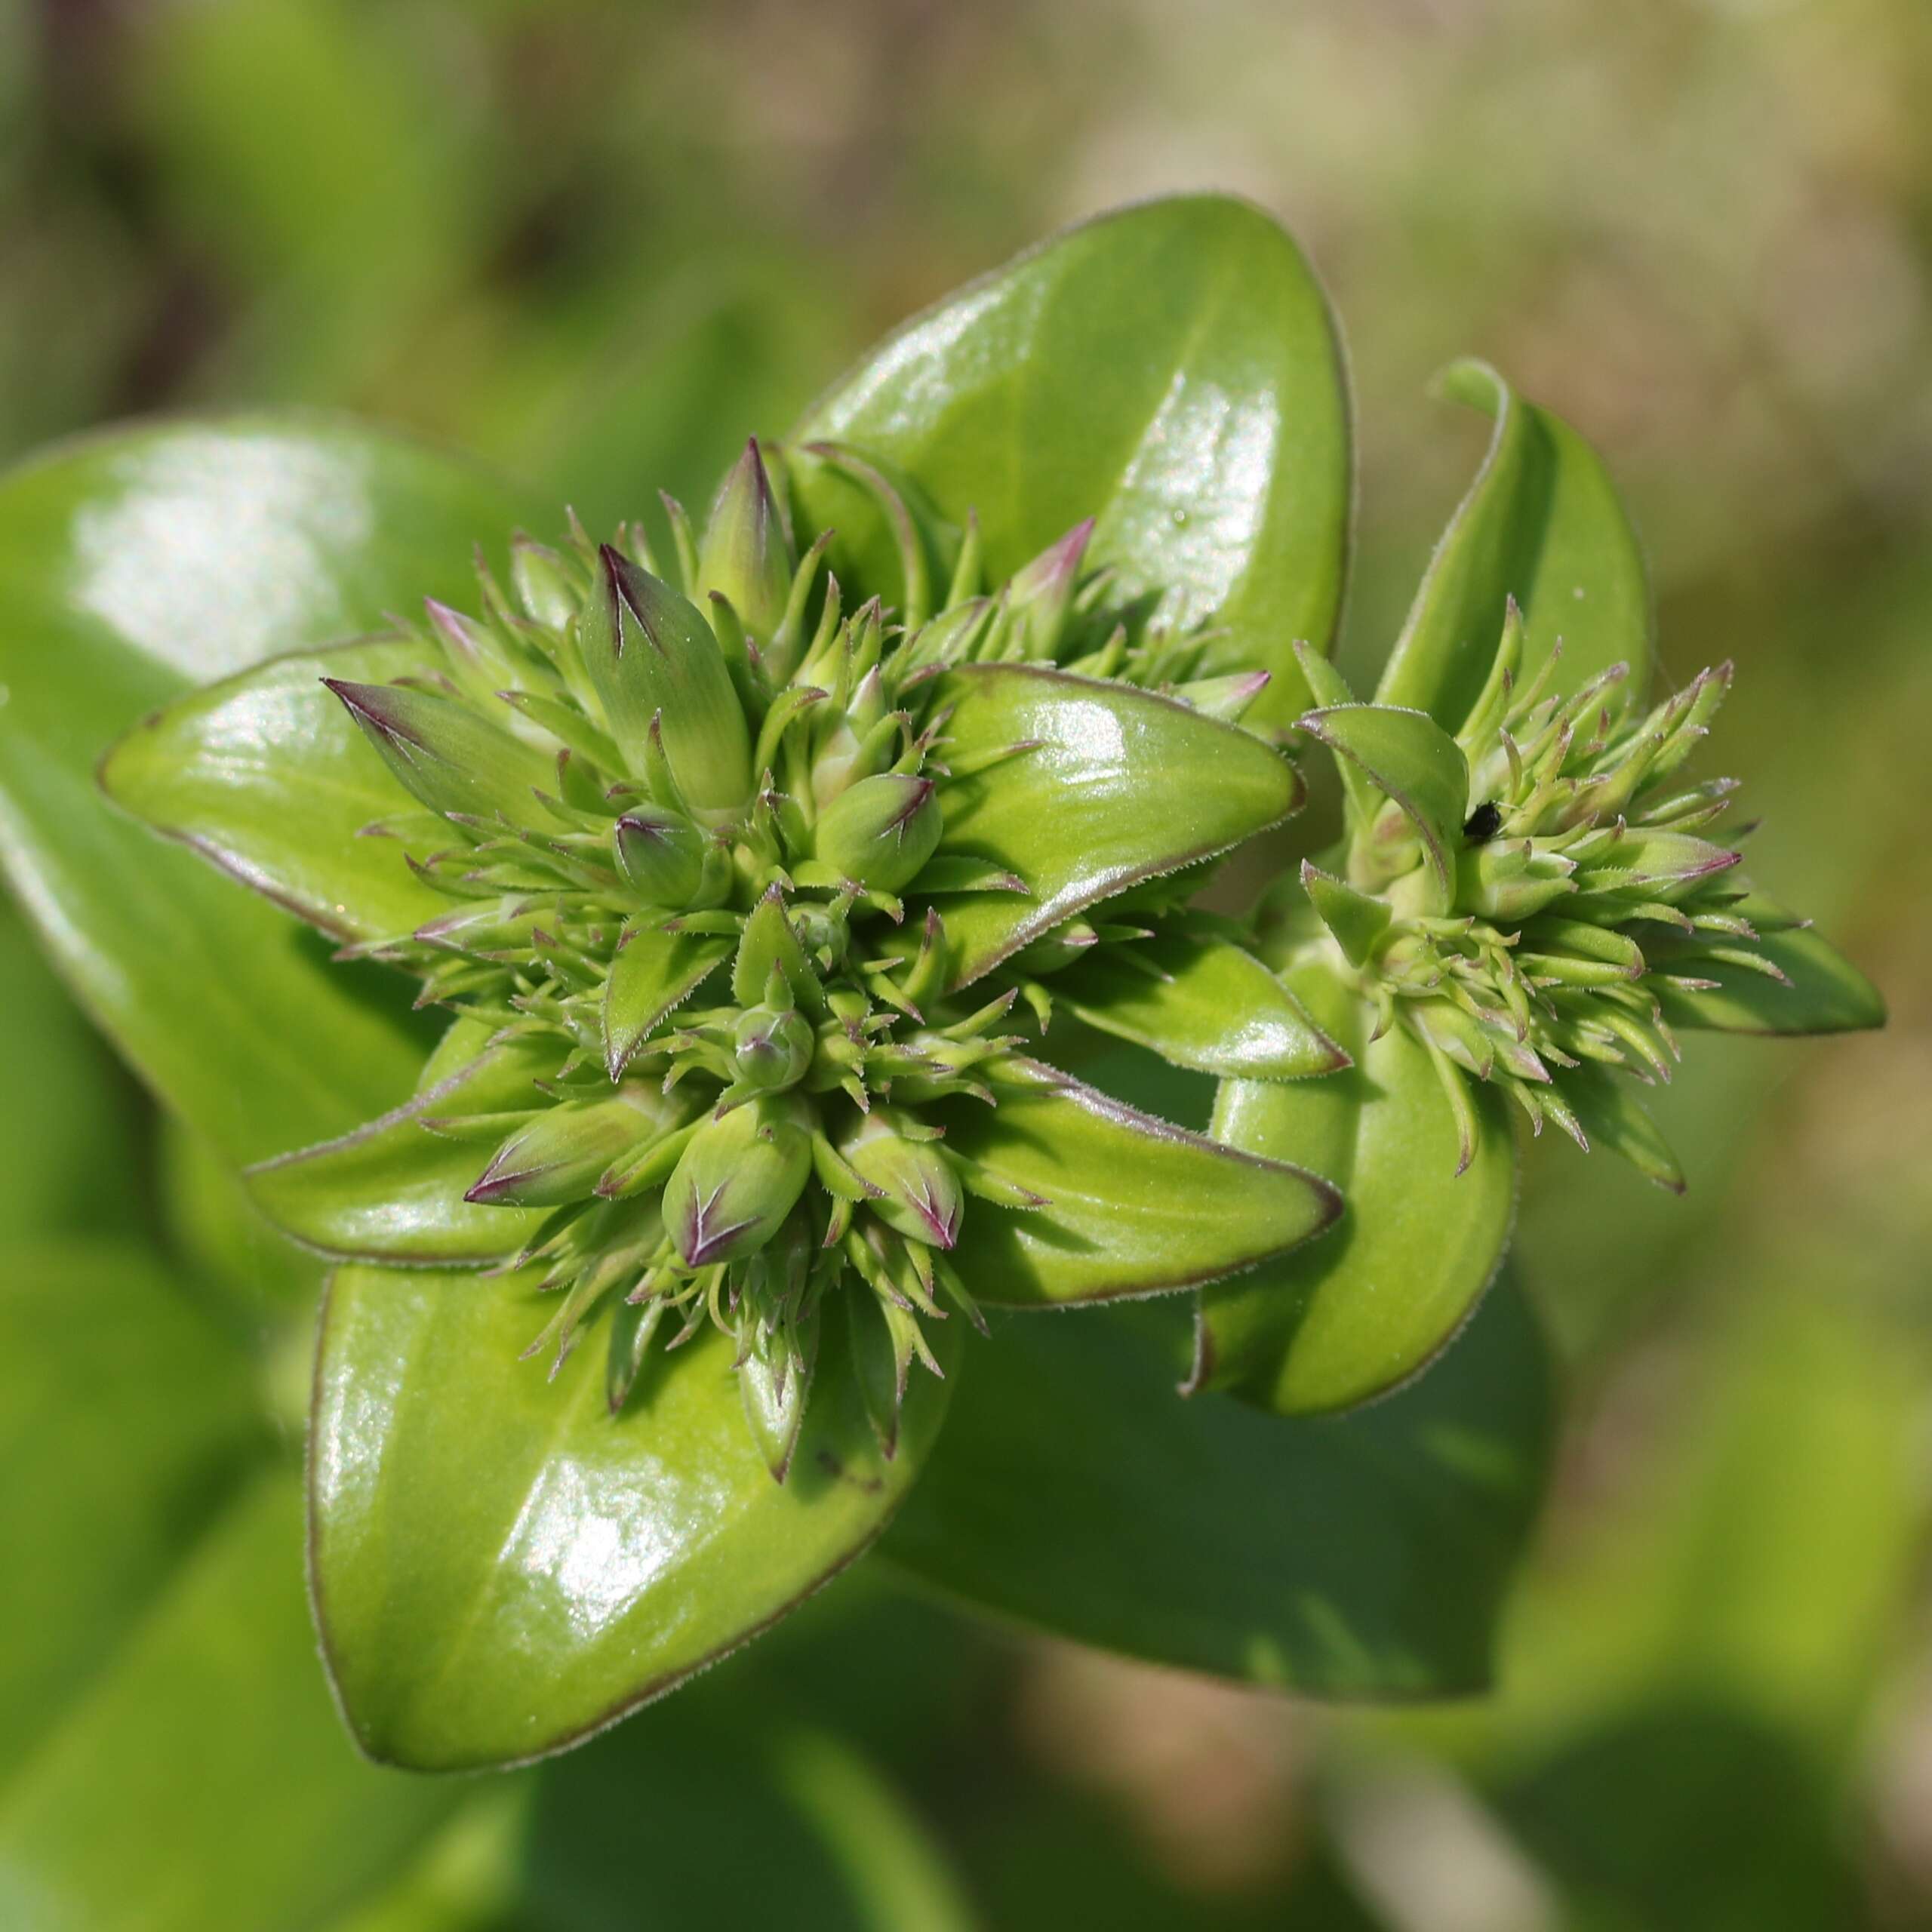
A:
937 1057 1340 1308
0 1475 460 1932
881 1275 1553 1697
310 1268 956 1770
0 1240 258 1767
1300 702 1469 911
0 912 139 1244
1375 359 1654 732
931 663 1302 987
100 638 446 943
1195 961 1517 1414
245 1032 553 1263
603 920 733 1078
1055 927 1345 1079
1653 894 1885 1035
0 417 547 1165
789 194 1350 730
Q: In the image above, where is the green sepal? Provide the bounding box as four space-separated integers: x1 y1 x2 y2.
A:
1300 860 1392 968
934 1057 1340 1308
602 919 733 1078
1375 358 1654 732
931 663 1302 988
1055 925 1347 1080
732 889 826 1017
99 639 448 942
881 1280 1552 1697
789 194 1350 729
244 1031 553 1263
309 1269 955 1770
1195 959 1517 1414
1300 701 1469 912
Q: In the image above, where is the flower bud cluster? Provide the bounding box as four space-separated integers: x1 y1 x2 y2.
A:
331 440 1257 1469
1294 605 1793 1189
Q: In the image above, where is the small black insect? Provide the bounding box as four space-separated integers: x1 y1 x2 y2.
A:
1463 801 1503 844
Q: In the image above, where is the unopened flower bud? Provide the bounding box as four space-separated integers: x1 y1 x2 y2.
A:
734 1004 814 1092
466 1094 667 1208
697 438 795 641
664 1094 813 1269
325 679 555 826
1004 519 1094 659
509 534 580 630
614 806 708 906
578 546 752 813
841 1110 963 1249
813 774 941 894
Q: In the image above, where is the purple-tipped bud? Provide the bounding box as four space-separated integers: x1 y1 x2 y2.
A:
467 1096 667 1208
813 773 942 894
577 545 752 813
697 438 795 641
614 805 708 906
325 678 555 825
840 1111 963 1249
1005 518 1094 658
734 1004 814 1092
663 1095 812 1269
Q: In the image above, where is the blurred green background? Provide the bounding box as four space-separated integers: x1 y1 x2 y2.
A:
1 0 1927 1925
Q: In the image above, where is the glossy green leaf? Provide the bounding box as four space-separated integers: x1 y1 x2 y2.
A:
1376 359 1654 732
1653 895 1885 1035
789 194 1350 729
1056 927 1346 1080
311 1267 956 1770
0 1240 257 1767
325 1697 973 1932
0 1475 460 1932
0 912 137 1244
935 1057 1340 1308
881 1275 1553 1696
100 638 446 943
931 663 1302 986
0 417 545 1165
1195 961 1517 1414
245 1032 552 1263
1300 702 1469 910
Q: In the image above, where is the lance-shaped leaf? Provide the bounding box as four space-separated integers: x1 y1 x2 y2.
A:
100 639 448 943
1194 959 1517 1414
1649 891 1885 1035
1376 359 1654 731
603 919 733 1078
789 194 1351 730
1054 926 1346 1080
0 417 546 1166
933 1057 1339 1308
881 1278 1552 1697
309 1268 955 1771
1300 702 1469 911
0 1475 462 1932
931 663 1302 987
245 1032 555 1264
